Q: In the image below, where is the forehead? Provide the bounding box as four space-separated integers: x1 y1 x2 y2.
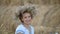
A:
22 13 31 17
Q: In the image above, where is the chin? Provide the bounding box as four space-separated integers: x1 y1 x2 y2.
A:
26 23 30 25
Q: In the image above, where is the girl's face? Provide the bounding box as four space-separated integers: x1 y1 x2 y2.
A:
22 13 32 25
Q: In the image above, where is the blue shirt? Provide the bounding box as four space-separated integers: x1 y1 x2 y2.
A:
15 24 34 34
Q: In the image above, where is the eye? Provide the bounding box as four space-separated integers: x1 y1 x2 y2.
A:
24 17 27 18
28 16 31 18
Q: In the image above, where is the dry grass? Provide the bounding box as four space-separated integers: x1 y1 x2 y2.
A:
0 0 60 34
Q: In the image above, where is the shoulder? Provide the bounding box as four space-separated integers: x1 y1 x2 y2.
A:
16 24 24 31
15 24 25 34
30 25 34 34
30 25 34 30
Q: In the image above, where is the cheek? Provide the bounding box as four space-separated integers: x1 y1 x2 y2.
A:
28 16 32 20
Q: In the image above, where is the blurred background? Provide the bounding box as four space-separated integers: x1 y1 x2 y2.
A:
0 0 60 34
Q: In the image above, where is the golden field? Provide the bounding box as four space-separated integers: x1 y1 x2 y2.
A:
0 0 60 34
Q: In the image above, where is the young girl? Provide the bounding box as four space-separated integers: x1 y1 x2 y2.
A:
15 6 36 34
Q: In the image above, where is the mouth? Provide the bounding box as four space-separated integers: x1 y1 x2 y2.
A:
26 20 31 22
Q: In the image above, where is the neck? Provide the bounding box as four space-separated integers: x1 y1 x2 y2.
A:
23 23 30 29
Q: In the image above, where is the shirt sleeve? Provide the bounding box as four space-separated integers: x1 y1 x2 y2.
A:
15 30 24 34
